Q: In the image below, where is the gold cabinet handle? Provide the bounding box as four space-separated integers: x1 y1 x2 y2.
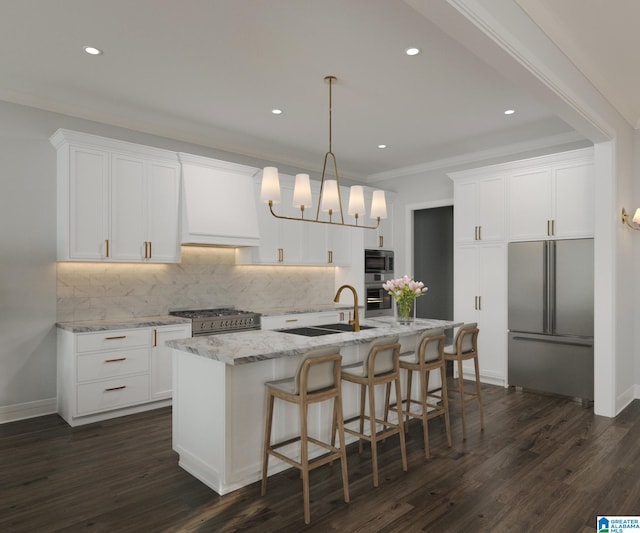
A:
105 239 110 258
340 312 345 321
277 248 284 262
379 235 384 248
474 296 478 310
104 335 126 340
148 241 152 259
551 220 555 236
328 250 333 264
478 296 482 310
153 328 157 347
285 318 298 323
104 385 126 392
104 357 127 363
478 225 481 240
547 220 551 236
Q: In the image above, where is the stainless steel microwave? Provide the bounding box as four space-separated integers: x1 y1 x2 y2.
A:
364 249 394 274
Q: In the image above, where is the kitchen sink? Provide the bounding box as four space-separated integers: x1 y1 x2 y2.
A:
315 323 376 332
275 327 340 337
276 323 377 337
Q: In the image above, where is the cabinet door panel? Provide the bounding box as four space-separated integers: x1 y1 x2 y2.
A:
454 181 478 243
478 177 505 241
111 154 146 261
152 325 191 399
508 169 551 240
553 162 594 238
69 146 109 259
453 244 478 324
147 161 181 262
477 244 506 381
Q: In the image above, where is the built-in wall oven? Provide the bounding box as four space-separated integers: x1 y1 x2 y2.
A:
364 272 394 317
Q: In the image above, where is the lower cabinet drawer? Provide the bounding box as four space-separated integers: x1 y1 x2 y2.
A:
76 328 150 353
76 374 150 415
77 348 150 382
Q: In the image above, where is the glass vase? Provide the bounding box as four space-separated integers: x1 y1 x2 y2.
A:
395 299 415 324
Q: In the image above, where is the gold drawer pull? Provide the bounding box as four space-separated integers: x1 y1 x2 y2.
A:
104 335 126 340
104 357 127 363
104 385 126 392
285 319 298 323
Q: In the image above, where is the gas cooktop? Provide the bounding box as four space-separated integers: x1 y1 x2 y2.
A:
169 308 261 336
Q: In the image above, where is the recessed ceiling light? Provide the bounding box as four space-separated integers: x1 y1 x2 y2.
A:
83 46 103 56
271 109 283 115
504 109 515 115
378 144 387 149
405 47 421 56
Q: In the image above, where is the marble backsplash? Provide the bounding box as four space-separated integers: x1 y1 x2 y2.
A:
57 247 336 321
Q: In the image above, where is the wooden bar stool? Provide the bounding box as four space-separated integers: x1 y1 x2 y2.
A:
336 336 407 488
261 346 349 525
443 323 484 439
391 327 452 459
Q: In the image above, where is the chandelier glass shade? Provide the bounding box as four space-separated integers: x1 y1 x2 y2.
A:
260 76 386 229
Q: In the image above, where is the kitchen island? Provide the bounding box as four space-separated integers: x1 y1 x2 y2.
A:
167 316 460 495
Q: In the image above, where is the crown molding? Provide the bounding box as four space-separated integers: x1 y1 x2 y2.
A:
366 130 587 182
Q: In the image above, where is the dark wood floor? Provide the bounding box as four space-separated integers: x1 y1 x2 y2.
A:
2 384 639 532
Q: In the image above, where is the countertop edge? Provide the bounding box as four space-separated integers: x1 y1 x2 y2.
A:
56 315 192 333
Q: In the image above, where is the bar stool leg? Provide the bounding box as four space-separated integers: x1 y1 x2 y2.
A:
300 401 311 525
335 393 350 504
359 384 366 454
405 369 413 432
367 381 380 487
395 374 407 472
440 363 452 447
474 354 485 431
457 358 467 440
419 367 430 459
261 391 275 496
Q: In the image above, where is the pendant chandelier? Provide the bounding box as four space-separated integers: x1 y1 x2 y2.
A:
260 76 387 229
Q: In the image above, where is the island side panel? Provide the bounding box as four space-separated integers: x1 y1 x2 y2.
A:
172 349 228 494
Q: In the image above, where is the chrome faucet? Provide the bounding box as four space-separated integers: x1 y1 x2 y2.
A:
334 284 360 332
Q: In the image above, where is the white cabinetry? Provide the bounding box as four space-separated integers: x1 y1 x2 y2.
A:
454 176 505 243
151 324 192 400
450 170 507 386
51 129 181 263
236 176 355 266
453 243 506 384
508 151 594 240
57 322 191 426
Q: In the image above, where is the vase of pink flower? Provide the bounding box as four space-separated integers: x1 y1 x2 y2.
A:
382 275 428 324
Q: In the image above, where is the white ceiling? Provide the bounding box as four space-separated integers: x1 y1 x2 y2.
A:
1 1 631 181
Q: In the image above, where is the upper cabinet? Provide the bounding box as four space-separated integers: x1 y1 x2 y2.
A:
236 174 372 266
51 129 181 263
179 153 260 247
452 175 505 244
508 154 594 241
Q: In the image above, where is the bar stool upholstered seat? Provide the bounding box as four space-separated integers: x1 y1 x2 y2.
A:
443 323 484 439
336 336 407 487
261 346 349 525
394 327 451 459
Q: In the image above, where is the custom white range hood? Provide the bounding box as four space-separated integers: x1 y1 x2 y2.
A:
179 153 260 247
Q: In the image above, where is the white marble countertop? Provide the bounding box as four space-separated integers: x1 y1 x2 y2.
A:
56 315 192 333
166 317 461 365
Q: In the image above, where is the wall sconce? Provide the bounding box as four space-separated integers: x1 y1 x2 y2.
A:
621 208 640 230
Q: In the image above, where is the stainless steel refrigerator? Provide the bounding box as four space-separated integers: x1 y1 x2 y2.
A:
508 238 594 402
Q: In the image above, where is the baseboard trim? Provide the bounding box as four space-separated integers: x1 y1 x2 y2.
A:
0 398 57 424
